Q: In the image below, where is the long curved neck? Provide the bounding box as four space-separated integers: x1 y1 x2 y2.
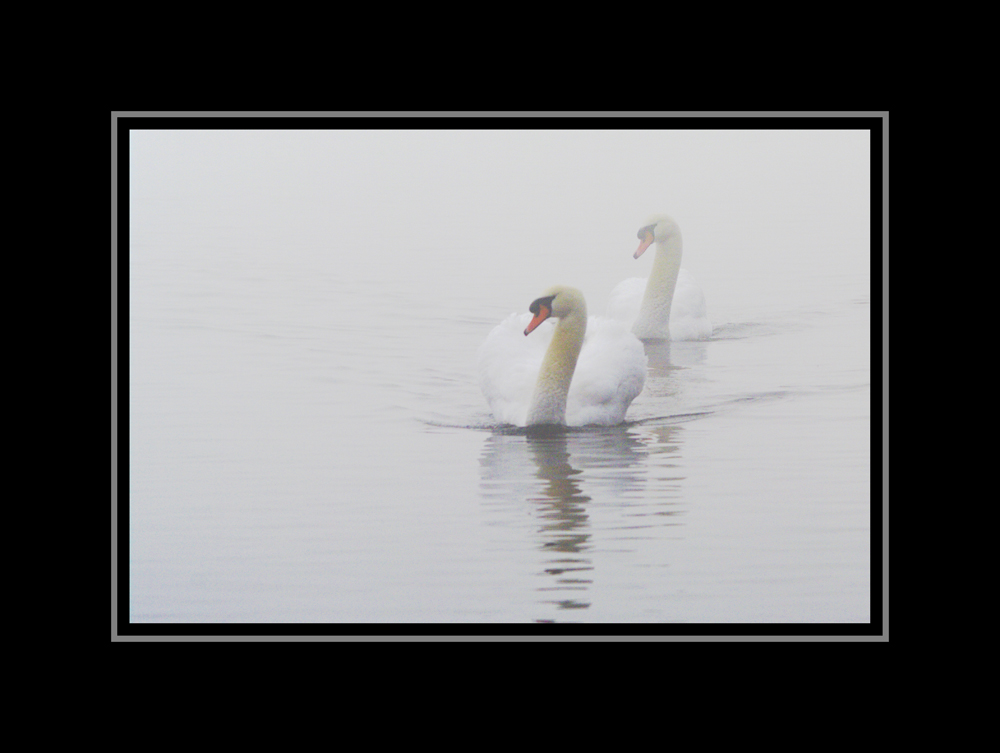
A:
633 233 682 340
526 307 587 425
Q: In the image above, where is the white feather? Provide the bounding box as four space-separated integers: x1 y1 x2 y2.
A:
607 214 712 341
478 287 646 427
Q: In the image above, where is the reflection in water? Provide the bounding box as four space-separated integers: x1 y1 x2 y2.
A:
480 425 684 617
528 433 592 612
641 338 709 381
641 339 675 378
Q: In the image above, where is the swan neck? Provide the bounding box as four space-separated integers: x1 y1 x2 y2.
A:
633 234 682 339
650 234 682 296
526 310 586 425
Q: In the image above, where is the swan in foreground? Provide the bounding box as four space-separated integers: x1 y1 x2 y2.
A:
607 215 712 341
478 286 646 427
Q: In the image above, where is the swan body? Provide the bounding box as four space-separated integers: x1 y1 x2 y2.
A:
607 214 712 341
478 286 646 427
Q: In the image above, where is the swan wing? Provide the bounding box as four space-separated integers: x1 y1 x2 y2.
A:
669 269 713 340
606 277 646 324
608 272 712 341
566 317 646 426
477 312 552 426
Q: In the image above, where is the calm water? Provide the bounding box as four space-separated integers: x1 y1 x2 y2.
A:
126 128 874 626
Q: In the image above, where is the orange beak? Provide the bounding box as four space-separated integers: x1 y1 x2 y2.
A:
524 304 551 335
634 230 654 259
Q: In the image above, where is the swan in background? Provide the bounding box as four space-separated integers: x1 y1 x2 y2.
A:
607 214 712 341
478 285 646 427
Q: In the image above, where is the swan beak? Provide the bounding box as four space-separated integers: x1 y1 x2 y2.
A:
524 304 551 335
634 230 654 259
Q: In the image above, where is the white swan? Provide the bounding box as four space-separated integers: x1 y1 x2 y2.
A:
607 214 712 341
478 285 646 427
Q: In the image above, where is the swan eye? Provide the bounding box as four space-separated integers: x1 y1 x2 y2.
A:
637 224 656 240
529 294 557 316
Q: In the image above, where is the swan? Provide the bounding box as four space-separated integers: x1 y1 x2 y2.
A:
606 214 712 341
478 285 646 427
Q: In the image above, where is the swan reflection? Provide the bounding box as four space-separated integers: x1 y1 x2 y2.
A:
479 426 652 613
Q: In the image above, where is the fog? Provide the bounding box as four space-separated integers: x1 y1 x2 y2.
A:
126 123 874 626
130 128 870 317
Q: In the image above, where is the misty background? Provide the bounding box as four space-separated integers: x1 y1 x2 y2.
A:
127 126 873 625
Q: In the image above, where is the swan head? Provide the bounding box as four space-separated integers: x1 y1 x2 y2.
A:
634 214 680 258
524 285 587 336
